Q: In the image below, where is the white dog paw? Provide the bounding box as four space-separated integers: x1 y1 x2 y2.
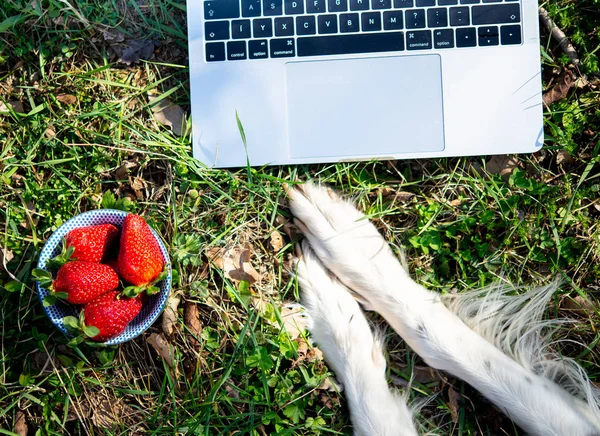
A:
287 182 409 305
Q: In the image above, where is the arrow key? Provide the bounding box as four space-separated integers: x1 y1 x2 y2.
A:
205 21 230 40
501 24 521 45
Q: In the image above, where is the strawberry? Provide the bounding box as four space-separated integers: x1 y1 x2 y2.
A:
34 261 119 304
65 224 119 263
118 214 165 289
48 224 119 268
83 291 142 341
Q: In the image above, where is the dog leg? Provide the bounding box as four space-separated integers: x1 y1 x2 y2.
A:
287 182 600 436
296 240 417 436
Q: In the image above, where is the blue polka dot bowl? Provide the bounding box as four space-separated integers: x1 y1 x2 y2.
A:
36 209 172 346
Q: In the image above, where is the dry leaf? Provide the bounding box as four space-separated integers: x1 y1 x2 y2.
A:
0 101 24 113
280 303 307 340
13 410 27 436
448 199 462 207
447 386 460 423
162 292 181 336
114 160 138 181
148 94 186 136
275 215 298 240
556 150 574 166
269 230 283 252
318 376 342 392
56 94 77 104
118 39 156 65
1 244 14 264
486 155 520 180
184 301 203 351
147 333 176 368
543 69 575 105
207 245 261 284
392 363 441 384
45 126 56 138
561 295 596 317
102 28 125 43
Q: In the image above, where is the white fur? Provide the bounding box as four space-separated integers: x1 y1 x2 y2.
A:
296 240 417 436
288 182 600 436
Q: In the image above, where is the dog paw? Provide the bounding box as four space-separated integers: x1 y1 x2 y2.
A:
287 182 408 304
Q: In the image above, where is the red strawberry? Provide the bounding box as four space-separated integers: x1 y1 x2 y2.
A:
65 224 119 263
118 214 164 287
83 291 142 341
39 261 120 304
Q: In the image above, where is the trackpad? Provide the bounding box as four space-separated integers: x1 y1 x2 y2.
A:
285 55 445 159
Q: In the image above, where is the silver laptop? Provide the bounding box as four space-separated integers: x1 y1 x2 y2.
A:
187 0 543 168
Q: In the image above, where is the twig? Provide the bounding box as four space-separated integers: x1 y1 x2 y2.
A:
539 7 581 68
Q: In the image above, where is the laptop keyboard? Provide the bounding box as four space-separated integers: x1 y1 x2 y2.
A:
203 0 522 61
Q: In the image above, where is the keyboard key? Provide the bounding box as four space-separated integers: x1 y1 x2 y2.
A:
482 0 502 2
416 0 434 5
460 0 479 3
350 0 370 11
296 15 317 34
204 0 240 19
394 0 413 6
427 8 447 27
227 41 247 60
205 21 230 40
372 0 391 9
433 28 454 48
318 14 338 33
253 18 273 37
456 27 476 47
275 17 294 35
307 0 327 13
438 0 457 4
500 24 521 45
242 0 262 17
340 13 360 32
472 4 520 25
248 39 269 58
362 12 382 31
205 42 225 61
449 6 469 26
297 31 404 56
271 37 296 57
478 25 499 45
285 0 305 14
383 10 403 30
263 0 283 15
405 9 426 29
329 0 348 12
232 19 252 39
406 29 431 50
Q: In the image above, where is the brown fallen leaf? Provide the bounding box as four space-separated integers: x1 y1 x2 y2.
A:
543 69 575 106
147 333 176 368
162 292 181 336
56 94 77 105
148 93 186 137
391 363 442 385
447 386 461 423
13 410 27 436
0 101 24 113
486 155 520 180
280 303 307 340
275 215 298 240
207 244 261 285
269 230 283 252
118 39 156 65
1 243 14 264
184 301 203 351
561 295 596 317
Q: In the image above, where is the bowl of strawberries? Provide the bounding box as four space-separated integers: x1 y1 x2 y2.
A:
34 210 172 345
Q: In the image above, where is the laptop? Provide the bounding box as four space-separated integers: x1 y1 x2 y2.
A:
187 0 543 168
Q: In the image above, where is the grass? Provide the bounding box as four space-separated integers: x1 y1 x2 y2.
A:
0 0 599 434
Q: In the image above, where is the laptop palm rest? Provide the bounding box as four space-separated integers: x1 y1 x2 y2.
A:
285 55 445 159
